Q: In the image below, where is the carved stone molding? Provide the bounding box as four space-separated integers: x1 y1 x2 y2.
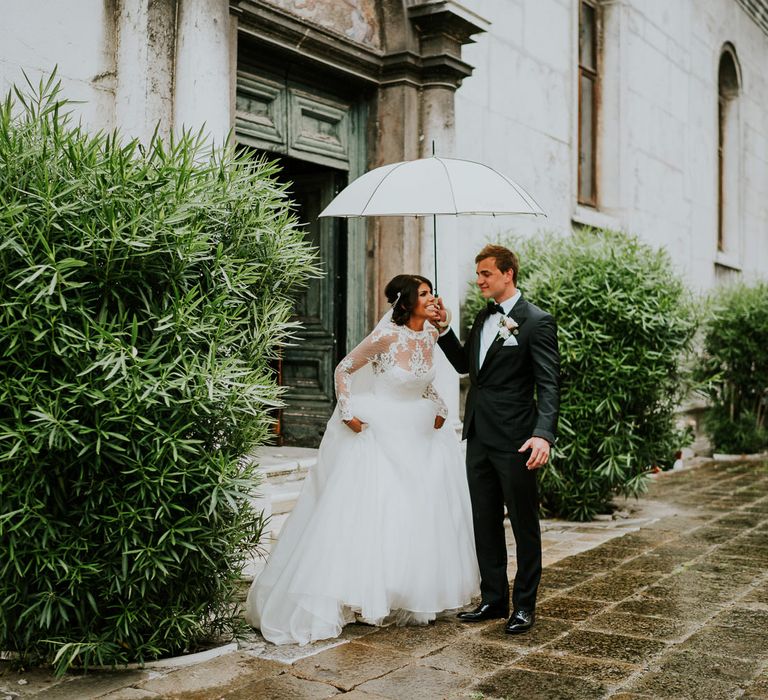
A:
407 0 490 88
233 0 489 91
233 0 383 83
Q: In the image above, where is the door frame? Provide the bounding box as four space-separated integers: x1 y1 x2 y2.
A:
234 54 369 350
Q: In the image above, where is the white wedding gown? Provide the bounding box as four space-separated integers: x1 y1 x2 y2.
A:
245 318 479 645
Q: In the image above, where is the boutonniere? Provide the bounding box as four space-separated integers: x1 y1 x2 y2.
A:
496 316 519 341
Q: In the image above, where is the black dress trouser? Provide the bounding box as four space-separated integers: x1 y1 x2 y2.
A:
465 437 542 612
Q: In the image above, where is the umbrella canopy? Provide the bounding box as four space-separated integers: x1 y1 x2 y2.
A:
319 156 545 218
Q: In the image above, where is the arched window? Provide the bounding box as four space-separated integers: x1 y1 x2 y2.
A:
717 44 741 256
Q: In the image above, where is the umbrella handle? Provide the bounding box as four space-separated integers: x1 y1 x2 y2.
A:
432 141 438 294
432 213 438 294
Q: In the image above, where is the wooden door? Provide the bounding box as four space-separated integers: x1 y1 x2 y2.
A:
279 168 346 446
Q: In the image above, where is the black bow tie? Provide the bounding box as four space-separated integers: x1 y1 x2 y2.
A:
487 301 506 315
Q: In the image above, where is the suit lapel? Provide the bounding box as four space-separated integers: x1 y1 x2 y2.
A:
471 306 491 376
479 297 529 374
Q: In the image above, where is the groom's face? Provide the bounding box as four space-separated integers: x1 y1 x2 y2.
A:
476 257 514 301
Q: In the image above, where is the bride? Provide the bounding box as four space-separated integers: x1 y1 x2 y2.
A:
246 275 479 645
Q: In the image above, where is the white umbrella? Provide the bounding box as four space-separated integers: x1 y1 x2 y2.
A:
318 156 545 290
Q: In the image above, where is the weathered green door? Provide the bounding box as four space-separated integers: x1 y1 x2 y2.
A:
235 62 367 447
278 167 346 446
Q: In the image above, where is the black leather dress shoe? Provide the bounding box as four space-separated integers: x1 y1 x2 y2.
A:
457 603 509 622
504 609 535 634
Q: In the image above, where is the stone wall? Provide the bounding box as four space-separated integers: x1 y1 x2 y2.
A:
0 1 118 131
1 0 232 145
455 0 768 295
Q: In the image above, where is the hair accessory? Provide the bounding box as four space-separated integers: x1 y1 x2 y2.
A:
391 291 401 307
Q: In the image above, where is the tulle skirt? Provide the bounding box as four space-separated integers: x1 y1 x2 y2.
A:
245 391 480 645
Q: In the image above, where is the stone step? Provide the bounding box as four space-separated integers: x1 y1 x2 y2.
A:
240 446 317 585
249 445 317 481
267 512 290 540
267 479 303 516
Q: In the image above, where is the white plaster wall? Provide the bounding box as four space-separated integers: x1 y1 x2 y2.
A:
455 0 768 297
174 0 233 145
114 0 177 143
1 0 233 146
454 0 575 288
0 1 116 130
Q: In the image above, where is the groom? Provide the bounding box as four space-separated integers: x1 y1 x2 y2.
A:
435 244 559 634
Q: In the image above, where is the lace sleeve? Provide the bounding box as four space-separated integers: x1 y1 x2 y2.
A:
422 382 448 419
334 328 394 421
422 326 447 418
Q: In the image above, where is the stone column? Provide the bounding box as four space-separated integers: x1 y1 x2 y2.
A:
114 0 177 143
173 0 233 145
420 86 460 422
371 80 423 322
408 1 489 422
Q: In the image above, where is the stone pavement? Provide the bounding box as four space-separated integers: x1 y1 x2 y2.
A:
3 458 768 699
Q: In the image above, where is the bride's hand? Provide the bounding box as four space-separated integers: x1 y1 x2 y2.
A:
343 417 365 433
434 415 446 430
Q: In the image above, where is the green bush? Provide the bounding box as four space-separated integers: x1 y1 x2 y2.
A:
0 76 318 671
695 282 768 454
464 229 696 520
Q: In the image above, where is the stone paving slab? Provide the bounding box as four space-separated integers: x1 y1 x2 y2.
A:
473 666 608 700
355 664 471 700
225 672 340 699
514 651 640 684
415 638 524 676
4 457 768 699
290 642 411 692
130 653 284 698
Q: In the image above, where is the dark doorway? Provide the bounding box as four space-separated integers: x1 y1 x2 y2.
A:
272 156 347 447
234 46 368 445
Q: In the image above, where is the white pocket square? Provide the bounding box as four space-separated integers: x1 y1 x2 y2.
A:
503 336 518 347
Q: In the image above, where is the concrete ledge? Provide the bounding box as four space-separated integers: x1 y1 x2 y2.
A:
712 451 768 461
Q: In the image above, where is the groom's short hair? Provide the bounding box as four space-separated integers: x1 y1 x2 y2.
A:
476 244 519 284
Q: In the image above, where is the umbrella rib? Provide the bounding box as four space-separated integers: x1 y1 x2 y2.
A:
506 177 546 216
435 157 458 213
446 158 546 215
358 160 411 215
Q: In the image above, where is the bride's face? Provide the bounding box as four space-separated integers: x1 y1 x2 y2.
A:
412 283 437 319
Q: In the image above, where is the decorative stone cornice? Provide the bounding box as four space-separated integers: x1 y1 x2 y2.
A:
407 0 490 88
232 0 489 91
407 0 490 45
380 50 424 87
233 0 383 84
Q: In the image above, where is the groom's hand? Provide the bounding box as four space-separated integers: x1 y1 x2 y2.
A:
519 437 550 470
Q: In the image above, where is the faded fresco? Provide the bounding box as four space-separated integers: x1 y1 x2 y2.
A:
267 0 381 47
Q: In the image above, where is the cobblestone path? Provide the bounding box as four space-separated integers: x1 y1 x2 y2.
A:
4 459 767 699
200 460 768 700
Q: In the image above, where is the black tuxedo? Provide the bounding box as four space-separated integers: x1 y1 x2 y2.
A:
438 296 560 612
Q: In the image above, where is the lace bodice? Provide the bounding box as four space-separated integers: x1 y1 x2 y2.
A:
334 322 448 422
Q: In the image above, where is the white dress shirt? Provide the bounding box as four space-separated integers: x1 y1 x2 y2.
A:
479 291 521 368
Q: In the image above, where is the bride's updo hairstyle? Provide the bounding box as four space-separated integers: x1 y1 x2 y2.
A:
385 274 433 326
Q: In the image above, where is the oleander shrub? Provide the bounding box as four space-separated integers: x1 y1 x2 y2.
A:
0 76 319 671
464 228 697 520
694 282 768 454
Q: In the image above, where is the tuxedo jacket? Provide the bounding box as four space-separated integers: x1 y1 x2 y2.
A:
438 296 560 452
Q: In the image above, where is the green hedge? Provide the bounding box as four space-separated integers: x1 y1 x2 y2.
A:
464 229 696 520
695 282 768 454
0 76 318 671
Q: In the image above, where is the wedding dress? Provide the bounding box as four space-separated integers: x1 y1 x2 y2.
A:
245 313 479 645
